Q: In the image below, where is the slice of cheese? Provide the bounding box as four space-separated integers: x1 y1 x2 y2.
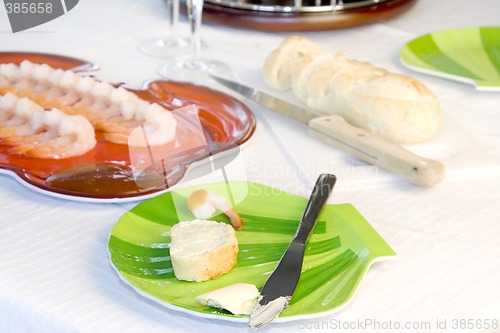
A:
196 283 260 315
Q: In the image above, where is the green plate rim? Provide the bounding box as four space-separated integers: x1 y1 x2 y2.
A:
400 26 500 91
107 181 396 323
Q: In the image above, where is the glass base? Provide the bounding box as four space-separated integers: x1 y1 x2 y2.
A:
158 56 231 84
138 37 191 58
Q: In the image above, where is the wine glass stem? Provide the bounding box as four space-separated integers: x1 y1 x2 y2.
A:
166 0 180 37
187 0 204 62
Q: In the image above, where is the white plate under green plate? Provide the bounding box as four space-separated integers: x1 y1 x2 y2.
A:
400 26 500 91
108 181 396 323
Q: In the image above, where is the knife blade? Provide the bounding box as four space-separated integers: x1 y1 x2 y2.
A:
211 75 445 188
249 173 336 328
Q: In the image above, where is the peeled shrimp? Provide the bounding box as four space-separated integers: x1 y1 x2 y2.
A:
187 189 244 230
0 92 96 159
127 102 178 147
0 61 177 146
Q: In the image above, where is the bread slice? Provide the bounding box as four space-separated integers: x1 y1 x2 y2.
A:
262 36 442 144
291 52 340 103
344 72 441 143
169 219 238 282
262 35 322 90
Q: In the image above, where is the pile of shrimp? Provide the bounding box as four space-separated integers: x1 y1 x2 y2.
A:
0 92 96 159
0 60 177 146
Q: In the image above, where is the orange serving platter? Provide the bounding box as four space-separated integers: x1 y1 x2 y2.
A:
0 53 256 201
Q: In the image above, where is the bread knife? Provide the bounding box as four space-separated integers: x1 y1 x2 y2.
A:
249 173 336 328
211 75 445 188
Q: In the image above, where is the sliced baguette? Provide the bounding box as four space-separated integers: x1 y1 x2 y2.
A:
169 219 238 282
263 36 441 144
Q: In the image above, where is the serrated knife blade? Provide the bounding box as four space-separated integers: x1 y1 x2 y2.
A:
249 173 337 328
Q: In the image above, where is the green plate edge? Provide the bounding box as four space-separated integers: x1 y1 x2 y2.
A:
107 181 396 322
400 26 500 91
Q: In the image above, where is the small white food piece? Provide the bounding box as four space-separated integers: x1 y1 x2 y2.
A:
187 189 244 230
169 219 238 282
196 283 260 315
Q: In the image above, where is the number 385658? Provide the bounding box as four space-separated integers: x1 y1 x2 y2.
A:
5 2 54 14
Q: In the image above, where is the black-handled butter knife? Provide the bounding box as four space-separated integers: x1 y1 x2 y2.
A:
249 173 337 328
211 75 445 188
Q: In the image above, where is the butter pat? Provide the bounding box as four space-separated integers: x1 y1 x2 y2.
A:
196 283 260 315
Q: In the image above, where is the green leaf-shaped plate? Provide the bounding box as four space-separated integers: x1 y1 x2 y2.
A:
400 26 500 91
108 181 396 322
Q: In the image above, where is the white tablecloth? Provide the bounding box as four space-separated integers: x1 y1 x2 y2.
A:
1 1 500 332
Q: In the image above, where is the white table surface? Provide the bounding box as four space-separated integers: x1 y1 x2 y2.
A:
1 0 500 332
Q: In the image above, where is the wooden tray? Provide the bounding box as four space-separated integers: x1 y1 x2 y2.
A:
198 0 417 32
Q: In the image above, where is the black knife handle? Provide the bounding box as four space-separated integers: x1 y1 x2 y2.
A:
295 174 336 244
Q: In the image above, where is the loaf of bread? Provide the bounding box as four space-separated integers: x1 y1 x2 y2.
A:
263 36 441 144
169 219 238 282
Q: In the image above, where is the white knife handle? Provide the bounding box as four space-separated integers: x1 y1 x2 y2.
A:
308 115 445 188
